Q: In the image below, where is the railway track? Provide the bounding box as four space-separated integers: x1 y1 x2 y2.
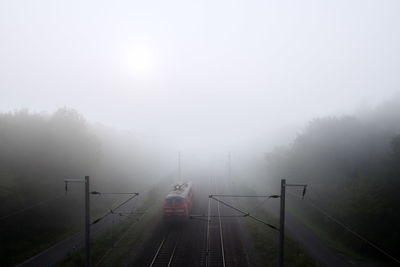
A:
205 177 251 267
206 201 226 267
149 229 181 267
130 176 250 267
206 183 226 267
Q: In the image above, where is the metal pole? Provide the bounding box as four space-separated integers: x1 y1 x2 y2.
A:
279 179 285 267
178 151 181 181
85 176 91 267
228 152 231 180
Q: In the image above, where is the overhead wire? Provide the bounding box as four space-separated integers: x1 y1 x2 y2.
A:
1 184 142 266
93 194 144 267
94 212 145 267
0 194 67 222
210 195 278 230
91 193 139 224
287 190 400 264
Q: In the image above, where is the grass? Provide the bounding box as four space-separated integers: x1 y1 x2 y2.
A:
0 172 157 267
229 181 320 266
286 201 382 263
245 207 321 267
55 184 167 267
0 201 83 266
0 186 129 266
56 206 162 267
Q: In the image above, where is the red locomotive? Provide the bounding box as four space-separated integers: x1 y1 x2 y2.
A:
163 181 193 219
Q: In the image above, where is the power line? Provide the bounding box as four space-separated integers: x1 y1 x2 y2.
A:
211 194 280 198
0 195 64 222
90 191 138 195
94 200 145 267
252 195 275 216
209 195 278 230
211 193 278 219
287 190 400 264
91 193 139 225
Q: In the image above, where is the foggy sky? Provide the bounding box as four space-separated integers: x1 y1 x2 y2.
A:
1 0 400 152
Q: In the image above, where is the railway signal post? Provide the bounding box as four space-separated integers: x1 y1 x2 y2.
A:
279 179 307 267
85 176 90 267
64 176 91 267
199 179 307 267
279 179 285 267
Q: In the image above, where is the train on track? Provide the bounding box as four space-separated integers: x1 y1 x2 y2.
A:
163 181 193 220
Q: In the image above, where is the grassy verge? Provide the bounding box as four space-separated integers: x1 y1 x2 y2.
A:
286 201 382 263
0 190 131 266
55 184 167 267
229 181 320 266
245 207 321 267
1 223 83 266
0 200 83 266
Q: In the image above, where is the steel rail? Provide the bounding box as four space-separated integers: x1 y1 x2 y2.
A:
149 233 180 267
149 238 165 267
167 242 178 267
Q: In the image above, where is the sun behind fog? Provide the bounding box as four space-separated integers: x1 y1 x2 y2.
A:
126 45 152 74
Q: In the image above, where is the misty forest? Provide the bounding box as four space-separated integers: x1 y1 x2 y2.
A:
0 108 168 265
2 1 400 267
263 97 400 260
1 97 400 266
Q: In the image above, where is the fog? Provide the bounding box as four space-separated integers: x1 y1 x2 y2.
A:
2 1 400 265
1 0 400 156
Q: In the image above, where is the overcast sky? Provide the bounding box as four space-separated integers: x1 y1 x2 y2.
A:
1 0 399 152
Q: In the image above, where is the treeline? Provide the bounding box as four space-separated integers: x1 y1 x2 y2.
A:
264 97 400 261
0 108 165 266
